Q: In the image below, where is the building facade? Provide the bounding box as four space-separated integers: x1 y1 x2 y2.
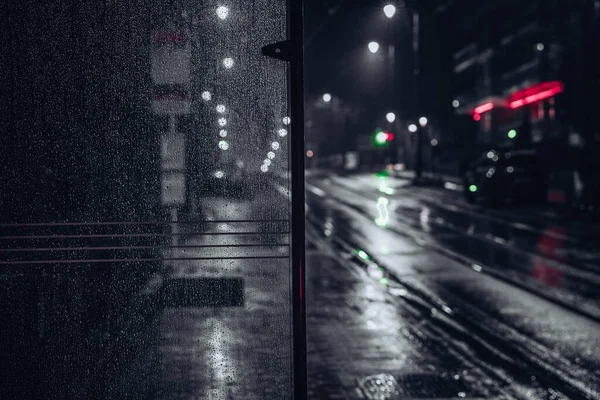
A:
450 0 598 149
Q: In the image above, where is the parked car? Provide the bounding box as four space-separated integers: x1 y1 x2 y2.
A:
463 149 546 205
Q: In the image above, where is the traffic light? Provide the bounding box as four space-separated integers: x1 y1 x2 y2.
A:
508 129 517 139
373 130 394 147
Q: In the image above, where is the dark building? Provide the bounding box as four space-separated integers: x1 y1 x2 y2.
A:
448 0 599 152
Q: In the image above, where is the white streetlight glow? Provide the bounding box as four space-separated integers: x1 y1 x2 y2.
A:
267 151 275 159
368 41 380 54
283 116 291 125
383 4 396 18
323 93 332 102
223 57 234 68
431 139 438 146
218 117 227 127
536 43 544 51
216 6 229 20
386 112 396 123
452 100 460 108
278 128 287 137
408 124 417 133
216 104 226 113
419 116 428 127
201 91 212 101
219 129 227 137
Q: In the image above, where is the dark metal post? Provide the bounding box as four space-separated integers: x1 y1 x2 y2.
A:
290 0 307 398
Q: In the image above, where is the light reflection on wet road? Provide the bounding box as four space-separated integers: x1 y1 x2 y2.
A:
306 171 600 398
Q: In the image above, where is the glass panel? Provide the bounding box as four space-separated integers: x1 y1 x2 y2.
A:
1 0 294 398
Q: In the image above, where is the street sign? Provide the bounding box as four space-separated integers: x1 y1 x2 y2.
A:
151 29 191 116
161 171 186 206
161 132 186 171
151 30 191 85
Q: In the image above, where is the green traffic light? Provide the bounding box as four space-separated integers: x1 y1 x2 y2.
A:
508 129 517 139
374 131 388 145
469 184 478 193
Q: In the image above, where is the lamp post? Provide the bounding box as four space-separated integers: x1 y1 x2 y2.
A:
382 4 421 177
415 116 427 182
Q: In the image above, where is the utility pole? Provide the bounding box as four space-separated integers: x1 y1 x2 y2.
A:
413 11 423 182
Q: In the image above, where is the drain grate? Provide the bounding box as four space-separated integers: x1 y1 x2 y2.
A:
359 373 472 399
358 373 402 399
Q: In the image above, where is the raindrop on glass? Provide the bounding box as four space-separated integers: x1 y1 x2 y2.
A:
223 57 234 69
216 6 229 20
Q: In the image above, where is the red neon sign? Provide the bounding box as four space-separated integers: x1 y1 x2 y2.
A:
508 81 564 109
473 102 494 114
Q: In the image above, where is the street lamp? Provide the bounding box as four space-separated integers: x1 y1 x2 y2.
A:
419 116 428 127
383 4 397 18
386 112 396 123
216 6 229 20
408 124 417 133
368 41 380 54
323 93 332 102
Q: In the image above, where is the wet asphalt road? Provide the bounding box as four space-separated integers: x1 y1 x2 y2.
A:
304 170 600 399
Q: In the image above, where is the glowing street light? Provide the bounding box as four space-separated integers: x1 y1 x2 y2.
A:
419 116 428 127
408 124 417 133
323 93 332 102
216 6 229 20
383 4 396 18
223 57 234 69
368 41 380 54
452 100 459 108
386 112 396 123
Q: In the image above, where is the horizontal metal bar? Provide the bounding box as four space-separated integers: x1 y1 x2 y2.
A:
1 243 290 252
0 231 290 240
0 219 289 227
0 255 290 265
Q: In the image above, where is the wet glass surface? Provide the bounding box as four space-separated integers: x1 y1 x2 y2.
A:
2 0 294 398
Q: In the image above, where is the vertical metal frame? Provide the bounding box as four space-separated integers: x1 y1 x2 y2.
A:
289 0 306 398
